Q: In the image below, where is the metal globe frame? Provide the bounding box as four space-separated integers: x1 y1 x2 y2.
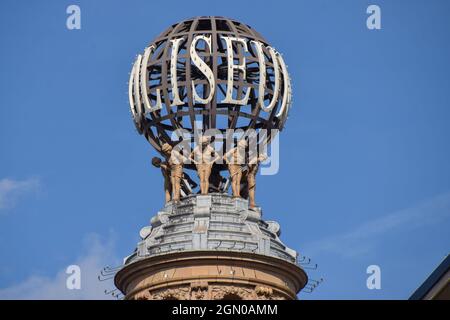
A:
129 16 292 172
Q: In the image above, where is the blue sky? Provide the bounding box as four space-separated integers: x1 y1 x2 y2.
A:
0 0 449 299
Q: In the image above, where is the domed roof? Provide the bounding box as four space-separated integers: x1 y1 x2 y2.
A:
124 193 300 266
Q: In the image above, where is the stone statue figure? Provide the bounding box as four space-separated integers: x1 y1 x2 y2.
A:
151 156 171 203
190 136 220 195
223 139 247 198
162 143 189 203
247 153 267 208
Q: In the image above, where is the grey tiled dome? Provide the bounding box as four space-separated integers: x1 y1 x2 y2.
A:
124 193 299 266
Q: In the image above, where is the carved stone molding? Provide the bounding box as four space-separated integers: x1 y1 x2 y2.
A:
149 287 190 300
255 286 286 300
190 281 209 300
134 290 151 300
210 285 255 300
130 283 289 300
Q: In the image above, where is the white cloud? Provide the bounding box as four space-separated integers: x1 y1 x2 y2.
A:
304 191 450 258
0 177 40 211
0 233 121 300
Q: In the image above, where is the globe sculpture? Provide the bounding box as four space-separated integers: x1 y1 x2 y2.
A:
115 17 308 300
128 16 292 165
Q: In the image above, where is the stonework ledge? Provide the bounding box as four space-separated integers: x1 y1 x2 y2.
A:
115 250 307 300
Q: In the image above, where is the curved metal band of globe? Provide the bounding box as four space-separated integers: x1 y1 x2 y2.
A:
128 16 292 158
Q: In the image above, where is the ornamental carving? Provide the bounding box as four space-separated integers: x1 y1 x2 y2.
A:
190 281 209 300
210 285 254 300
149 287 190 300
